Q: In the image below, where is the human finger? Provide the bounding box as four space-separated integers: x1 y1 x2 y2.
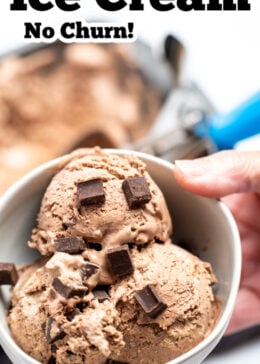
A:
174 151 260 198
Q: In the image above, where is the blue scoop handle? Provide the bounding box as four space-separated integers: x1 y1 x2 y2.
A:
207 91 260 150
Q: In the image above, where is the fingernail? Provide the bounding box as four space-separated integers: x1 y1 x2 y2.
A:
175 159 209 178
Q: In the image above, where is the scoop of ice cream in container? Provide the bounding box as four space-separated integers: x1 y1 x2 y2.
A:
0 148 241 364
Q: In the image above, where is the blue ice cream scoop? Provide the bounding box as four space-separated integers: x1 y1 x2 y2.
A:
197 91 260 150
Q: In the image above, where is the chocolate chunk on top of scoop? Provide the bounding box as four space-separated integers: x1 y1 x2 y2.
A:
135 284 167 319
81 262 100 281
54 237 86 254
92 289 110 303
77 178 105 206
42 317 66 344
106 245 134 277
0 263 18 286
122 176 152 209
52 278 88 298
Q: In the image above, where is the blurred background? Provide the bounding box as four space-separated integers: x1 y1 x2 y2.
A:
2 2 260 110
0 1 260 363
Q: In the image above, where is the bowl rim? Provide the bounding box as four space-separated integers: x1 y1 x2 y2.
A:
0 149 242 364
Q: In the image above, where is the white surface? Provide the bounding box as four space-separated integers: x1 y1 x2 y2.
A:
235 133 260 150
204 333 260 364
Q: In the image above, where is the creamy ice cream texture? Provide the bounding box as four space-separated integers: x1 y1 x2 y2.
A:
7 149 220 364
29 149 171 259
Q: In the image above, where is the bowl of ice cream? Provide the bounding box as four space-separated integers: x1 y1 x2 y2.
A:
0 148 241 364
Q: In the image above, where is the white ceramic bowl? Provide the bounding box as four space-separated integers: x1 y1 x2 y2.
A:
0 150 241 364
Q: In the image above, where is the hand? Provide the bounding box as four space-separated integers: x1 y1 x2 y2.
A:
174 150 260 335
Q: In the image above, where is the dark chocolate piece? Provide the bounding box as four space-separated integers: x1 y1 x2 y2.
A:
0 263 18 285
106 360 128 364
52 278 88 298
81 262 100 281
122 176 152 209
93 289 110 303
77 178 105 205
106 245 134 277
135 284 167 319
54 237 86 254
42 317 66 344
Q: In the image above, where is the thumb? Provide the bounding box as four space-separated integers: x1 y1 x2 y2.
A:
174 151 260 198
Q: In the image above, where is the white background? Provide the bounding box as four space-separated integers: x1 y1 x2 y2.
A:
0 1 259 362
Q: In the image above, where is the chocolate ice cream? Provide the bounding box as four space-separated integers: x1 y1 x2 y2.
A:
7 149 220 364
0 44 161 194
29 149 171 257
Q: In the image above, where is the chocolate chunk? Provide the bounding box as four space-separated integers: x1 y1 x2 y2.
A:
135 284 167 319
106 360 128 364
52 278 88 298
81 262 100 281
0 263 18 285
77 178 105 205
54 237 86 254
42 317 66 344
93 289 110 303
106 245 134 277
122 176 152 209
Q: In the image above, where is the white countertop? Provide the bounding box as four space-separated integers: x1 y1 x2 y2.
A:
205 327 260 363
